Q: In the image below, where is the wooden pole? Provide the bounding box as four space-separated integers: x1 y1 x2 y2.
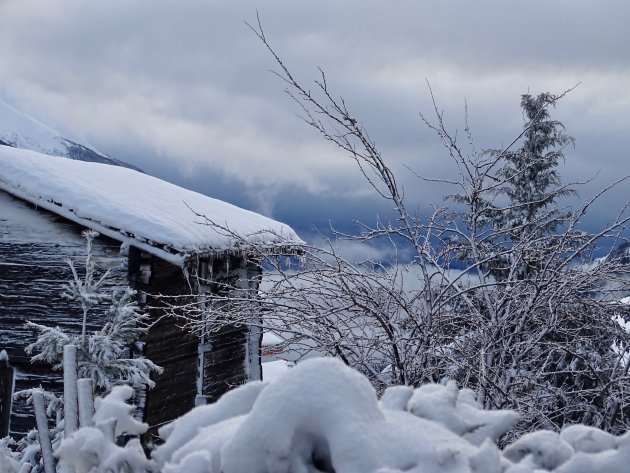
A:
77 378 94 428
32 390 55 473
63 344 79 436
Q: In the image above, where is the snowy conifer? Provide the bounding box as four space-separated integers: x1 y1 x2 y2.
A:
497 92 574 241
26 231 162 392
62 230 111 347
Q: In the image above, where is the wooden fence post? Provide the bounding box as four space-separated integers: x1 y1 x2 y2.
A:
32 390 55 473
63 345 79 437
77 378 94 428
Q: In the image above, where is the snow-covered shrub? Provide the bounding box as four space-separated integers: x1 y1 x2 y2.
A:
55 385 151 473
26 230 161 391
0 437 21 473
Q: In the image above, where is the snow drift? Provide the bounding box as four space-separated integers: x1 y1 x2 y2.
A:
149 358 630 473
6 356 630 472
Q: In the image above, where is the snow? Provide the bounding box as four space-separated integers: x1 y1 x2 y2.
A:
0 191 85 243
92 385 147 437
56 386 151 473
560 425 617 454
154 380 267 468
0 146 303 266
154 358 487 472
56 426 150 473
406 381 520 446
503 431 574 470
150 357 630 473
261 359 290 381
44 357 630 472
261 331 283 347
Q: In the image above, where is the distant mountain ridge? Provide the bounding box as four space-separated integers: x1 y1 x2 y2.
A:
0 98 142 172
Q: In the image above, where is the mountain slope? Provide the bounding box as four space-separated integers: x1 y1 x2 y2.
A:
0 98 141 171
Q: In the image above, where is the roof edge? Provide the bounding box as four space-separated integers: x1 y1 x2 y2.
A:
1 184 305 267
0 183 188 266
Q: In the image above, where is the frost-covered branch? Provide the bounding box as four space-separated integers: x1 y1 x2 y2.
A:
157 18 630 439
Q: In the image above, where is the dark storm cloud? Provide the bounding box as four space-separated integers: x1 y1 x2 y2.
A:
0 0 628 240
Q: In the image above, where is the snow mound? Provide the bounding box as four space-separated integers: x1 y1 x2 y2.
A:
152 357 630 473
93 385 147 437
0 146 303 265
153 380 267 467
51 358 630 473
56 386 151 473
406 380 520 446
155 358 485 473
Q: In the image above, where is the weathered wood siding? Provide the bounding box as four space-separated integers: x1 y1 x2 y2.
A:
0 356 14 437
0 190 127 437
202 324 248 402
199 256 262 402
129 251 263 441
128 247 198 439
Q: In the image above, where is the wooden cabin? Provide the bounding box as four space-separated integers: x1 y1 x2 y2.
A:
0 145 302 439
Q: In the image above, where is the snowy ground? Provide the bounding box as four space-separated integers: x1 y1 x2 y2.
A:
17 357 625 473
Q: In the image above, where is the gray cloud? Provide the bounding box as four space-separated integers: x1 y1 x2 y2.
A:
0 0 628 244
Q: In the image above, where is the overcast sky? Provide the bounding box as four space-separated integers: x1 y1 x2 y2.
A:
1 0 629 248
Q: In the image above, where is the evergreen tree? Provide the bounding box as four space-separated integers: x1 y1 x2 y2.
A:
498 92 574 240
478 92 576 280
26 230 162 392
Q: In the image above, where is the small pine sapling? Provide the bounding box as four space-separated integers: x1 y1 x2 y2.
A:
25 230 162 392
63 230 111 346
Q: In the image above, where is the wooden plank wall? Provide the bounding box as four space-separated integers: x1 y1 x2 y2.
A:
128 248 198 441
0 356 14 437
0 191 127 437
131 251 262 438
200 256 261 402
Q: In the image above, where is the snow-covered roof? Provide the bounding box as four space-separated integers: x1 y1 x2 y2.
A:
0 145 303 266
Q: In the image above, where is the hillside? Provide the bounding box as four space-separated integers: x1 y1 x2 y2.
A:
0 98 141 171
